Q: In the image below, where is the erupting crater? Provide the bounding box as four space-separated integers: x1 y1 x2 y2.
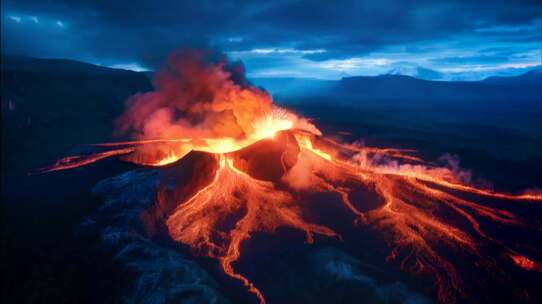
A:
40 49 542 304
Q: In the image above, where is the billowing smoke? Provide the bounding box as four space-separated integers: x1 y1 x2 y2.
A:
116 48 274 141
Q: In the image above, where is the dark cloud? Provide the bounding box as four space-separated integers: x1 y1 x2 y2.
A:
1 0 541 79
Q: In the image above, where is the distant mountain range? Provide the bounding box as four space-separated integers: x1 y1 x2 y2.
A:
385 65 444 80
253 67 541 101
482 68 542 86
333 70 541 102
2 55 145 74
382 63 542 82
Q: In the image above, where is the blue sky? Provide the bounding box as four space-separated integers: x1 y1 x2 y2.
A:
2 0 541 80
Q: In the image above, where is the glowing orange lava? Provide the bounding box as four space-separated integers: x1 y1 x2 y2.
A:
40 49 542 304
166 153 337 303
510 255 542 272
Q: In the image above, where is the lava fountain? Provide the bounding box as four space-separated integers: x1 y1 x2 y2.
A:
39 49 542 304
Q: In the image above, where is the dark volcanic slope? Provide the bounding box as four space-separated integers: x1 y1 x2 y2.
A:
1 55 152 174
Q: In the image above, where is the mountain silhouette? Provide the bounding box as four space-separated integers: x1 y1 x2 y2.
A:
1 55 152 173
333 72 541 102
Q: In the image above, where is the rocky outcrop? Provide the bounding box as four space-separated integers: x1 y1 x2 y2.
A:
82 169 229 304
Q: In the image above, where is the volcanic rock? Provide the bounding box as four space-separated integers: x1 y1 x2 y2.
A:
80 168 230 304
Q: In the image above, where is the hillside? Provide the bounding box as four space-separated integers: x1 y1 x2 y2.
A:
1 55 152 174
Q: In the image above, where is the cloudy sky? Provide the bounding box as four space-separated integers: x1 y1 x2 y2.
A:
2 0 541 80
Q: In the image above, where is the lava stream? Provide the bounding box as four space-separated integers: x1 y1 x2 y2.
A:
35 147 134 173
166 154 337 304
39 128 542 304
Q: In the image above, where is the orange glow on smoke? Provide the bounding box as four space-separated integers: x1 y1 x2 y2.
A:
40 49 542 304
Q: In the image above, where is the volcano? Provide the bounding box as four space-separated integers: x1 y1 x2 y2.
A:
39 49 542 304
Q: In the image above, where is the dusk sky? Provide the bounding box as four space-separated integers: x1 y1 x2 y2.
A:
2 0 541 80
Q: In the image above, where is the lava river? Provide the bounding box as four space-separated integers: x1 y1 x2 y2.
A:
39 49 542 304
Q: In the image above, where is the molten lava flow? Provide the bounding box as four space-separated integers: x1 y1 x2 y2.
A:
35 147 134 173
510 255 542 272
166 154 336 304
41 49 542 304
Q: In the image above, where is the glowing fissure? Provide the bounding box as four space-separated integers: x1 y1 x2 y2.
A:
41 50 542 304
